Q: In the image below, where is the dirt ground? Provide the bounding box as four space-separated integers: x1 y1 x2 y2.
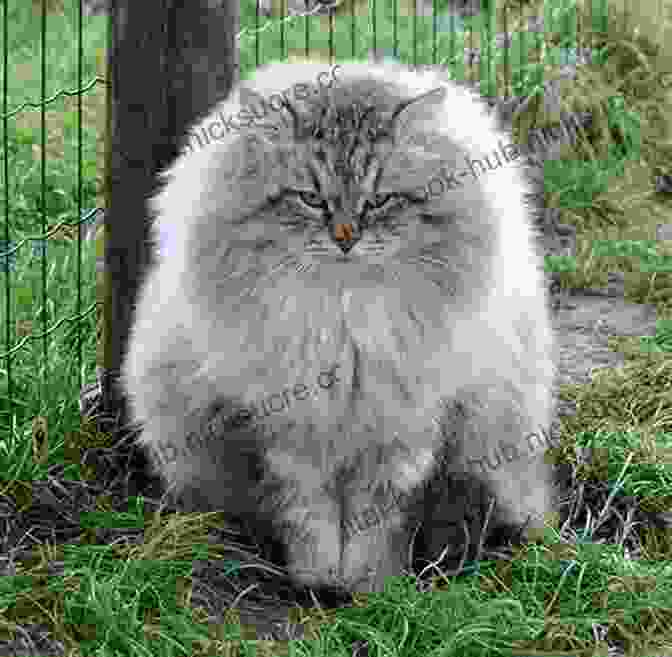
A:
547 273 662 443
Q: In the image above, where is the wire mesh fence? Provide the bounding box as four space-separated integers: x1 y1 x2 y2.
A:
0 0 640 450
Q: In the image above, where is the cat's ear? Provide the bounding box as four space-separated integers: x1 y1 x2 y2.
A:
389 86 447 129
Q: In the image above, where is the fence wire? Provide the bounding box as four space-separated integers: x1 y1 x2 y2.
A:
1 1 105 441
0 0 611 440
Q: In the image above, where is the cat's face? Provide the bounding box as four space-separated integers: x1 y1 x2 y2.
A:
235 133 460 292
173 64 507 315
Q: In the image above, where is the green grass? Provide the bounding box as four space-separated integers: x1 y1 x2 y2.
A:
2 0 672 655
4 510 672 657
0 0 105 482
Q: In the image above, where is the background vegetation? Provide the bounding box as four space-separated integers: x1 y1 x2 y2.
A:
1 0 672 655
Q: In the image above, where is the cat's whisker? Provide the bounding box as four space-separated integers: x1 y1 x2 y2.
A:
239 255 298 299
216 263 277 286
404 255 451 270
406 308 425 339
219 267 257 282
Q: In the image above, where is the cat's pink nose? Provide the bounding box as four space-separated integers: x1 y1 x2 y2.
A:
333 223 357 254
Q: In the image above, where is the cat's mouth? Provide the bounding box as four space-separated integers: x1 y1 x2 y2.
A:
309 250 386 266
305 245 386 260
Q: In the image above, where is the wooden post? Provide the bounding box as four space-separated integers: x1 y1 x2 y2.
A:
103 0 238 428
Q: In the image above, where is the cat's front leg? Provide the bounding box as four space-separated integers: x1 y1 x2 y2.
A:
438 385 555 540
340 486 412 593
278 499 344 589
338 445 433 592
263 447 345 590
270 473 412 593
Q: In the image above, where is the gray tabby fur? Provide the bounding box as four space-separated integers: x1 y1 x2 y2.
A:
122 61 556 594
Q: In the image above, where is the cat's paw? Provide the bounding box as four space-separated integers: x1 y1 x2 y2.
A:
283 512 344 590
282 508 408 593
341 520 409 593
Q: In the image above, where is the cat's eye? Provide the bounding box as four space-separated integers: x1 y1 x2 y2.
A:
253 238 276 251
280 218 304 229
297 191 326 209
366 193 396 210
420 213 447 226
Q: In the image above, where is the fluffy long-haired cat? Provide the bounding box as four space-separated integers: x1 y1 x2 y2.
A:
122 60 556 594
